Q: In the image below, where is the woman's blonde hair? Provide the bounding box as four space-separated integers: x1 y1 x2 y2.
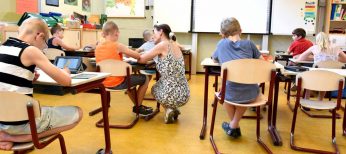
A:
316 32 330 51
220 17 241 37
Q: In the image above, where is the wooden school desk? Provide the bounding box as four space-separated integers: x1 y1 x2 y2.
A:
288 58 314 67
274 52 292 66
199 58 284 146
276 64 346 137
65 48 95 57
34 70 113 154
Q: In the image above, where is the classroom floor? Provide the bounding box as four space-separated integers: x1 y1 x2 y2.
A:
1 74 346 154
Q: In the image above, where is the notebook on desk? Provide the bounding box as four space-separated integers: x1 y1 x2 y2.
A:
72 73 97 79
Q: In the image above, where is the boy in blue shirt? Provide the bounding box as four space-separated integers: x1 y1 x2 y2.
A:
212 17 263 138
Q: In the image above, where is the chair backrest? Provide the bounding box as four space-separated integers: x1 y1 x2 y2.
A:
97 59 132 76
313 60 345 69
297 70 344 91
221 59 276 84
0 92 40 122
45 48 65 61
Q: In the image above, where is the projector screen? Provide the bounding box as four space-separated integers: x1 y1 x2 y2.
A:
193 0 271 34
153 0 192 33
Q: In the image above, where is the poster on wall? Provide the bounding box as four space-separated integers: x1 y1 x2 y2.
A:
64 0 78 6
82 0 91 12
105 0 145 18
16 0 38 14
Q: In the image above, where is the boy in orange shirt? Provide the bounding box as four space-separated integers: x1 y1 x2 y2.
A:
95 21 152 116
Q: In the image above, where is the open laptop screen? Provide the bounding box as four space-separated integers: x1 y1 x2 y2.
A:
54 56 83 74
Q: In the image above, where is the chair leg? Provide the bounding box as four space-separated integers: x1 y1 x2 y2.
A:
290 94 300 151
286 82 295 112
107 91 111 107
209 96 221 154
214 76 218 92
343 103 346 136
58 134 67 154
332 109 339 153
96 89 139 129
291 101 339 153
256 106 272 154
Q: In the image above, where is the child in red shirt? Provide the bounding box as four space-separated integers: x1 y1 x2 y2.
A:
288 28 313 58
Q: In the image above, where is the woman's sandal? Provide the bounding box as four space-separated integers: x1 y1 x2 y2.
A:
173 109 181 120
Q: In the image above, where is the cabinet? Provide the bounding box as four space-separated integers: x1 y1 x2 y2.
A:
325 0 346 34
97 30 104 43
81 30 97 47
1 26 102 49
62 29 81 49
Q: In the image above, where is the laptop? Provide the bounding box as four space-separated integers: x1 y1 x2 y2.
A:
54 56 83 74
128 38 144 48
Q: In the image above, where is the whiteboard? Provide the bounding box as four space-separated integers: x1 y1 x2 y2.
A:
271 0 318 35
153 0 192 33
193 0 271 34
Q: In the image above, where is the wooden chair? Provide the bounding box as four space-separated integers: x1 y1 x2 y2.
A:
209 59 276 154
95 59 140 129
0 92 67 154
290 70 344 154
292 60 345 118
44 48 65 61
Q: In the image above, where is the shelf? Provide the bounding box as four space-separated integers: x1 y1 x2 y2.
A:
331 20 346 22
329 33 346 35
332 2 346 4
333 0 346 4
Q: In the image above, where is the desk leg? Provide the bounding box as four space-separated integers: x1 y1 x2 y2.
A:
200 67 209 140
188 53 192 81
89 91 111 116
98 85 112 154
343 101 346 136
268 75 282 146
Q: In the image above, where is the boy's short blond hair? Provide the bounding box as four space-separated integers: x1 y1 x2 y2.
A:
102 21 119 36
19 18 49 41
220 17 241 37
